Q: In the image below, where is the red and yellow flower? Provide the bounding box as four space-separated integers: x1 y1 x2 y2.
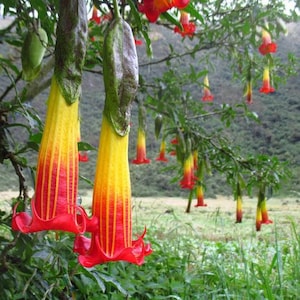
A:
180 153 195 189
244 79 253 104
258 28 277 55
74 117 152 267
235 183 243 223
259 65 275 94
138 0 190 23
195 185 207 207
12 77 90 234
202 75 214 102
132 127 151 164
174 11 196 37
156 139 168 162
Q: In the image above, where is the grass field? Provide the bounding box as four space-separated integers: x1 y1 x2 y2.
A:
1 191 300 299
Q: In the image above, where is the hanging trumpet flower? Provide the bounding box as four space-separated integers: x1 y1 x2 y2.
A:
174 11 196 37
156 139 168 162
258 24 277 55
235 182 243 223
256 185 273 231
132 104 151 164
194 158 207 207
202 74 214 102
180 139 195 190
12 1 91 234
259 65 275 94
74 0 152 267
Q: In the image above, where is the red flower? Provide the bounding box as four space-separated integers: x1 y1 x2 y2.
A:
259 66 275 94
260 198 273 224
12 78 92 234
244 80 253 104
258 28 277 55
180 153 195 189
156 139 168 162
174 11 196 37
194 185 207 207
202 75 214 101
138 0 190 23
135 38 143 46
256 203 262 231
79 151 89 162
74 117 152 267
89 6 101 24
132 128 151 164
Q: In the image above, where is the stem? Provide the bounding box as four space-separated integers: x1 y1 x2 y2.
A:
112 0 121 19
185 189 194 213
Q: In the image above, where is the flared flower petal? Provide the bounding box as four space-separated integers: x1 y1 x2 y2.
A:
138 0 190 23
12 77 91 234
259 66 275 94
202 75 214 101
174 11 196 37
258 29 277 55
132 128 151 164
75 117 152 267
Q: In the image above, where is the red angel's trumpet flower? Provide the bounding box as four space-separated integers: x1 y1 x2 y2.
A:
132 104 150 164
174 11 196 37
156 139 168 162
74 117 152 267
258 28 277 55
132 127 151 164
180 153 195 189
12 78 90 234
138 0 190 23
235 183 243 223
256 202 262 231
194 185 207 207
202 75 214 102
260 198 273 224
259 65 275 94
236 195 243 223
244 79 253 104
90 5 101 24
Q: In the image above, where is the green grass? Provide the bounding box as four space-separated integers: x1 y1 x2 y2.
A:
1 195 300 299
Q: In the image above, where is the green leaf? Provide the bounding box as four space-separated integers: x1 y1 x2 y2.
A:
78 141 96 151
184 3 205 24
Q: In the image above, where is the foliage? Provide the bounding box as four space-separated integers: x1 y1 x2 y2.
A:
0 0 300 298
1 199 300 299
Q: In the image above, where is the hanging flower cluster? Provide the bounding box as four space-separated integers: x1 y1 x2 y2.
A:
12 0 152 268
256 185 273 231
139 0 190 23
258 23 277 94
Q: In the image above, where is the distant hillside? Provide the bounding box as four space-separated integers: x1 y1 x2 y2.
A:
0 22 299 198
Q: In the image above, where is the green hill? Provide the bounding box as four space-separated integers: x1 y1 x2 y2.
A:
0 22 299 199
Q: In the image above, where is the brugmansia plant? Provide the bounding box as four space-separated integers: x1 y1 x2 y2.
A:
0 0 298 296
